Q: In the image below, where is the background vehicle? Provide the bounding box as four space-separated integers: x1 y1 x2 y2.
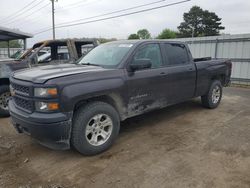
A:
37 50 70 63
0 49 29 62
10 49 28 59
0 39 98 116
9 40 232 155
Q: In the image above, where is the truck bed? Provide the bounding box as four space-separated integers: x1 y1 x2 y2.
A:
194 57 232 97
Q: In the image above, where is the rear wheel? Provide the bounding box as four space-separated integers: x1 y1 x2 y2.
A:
0 85 10 117
71 101 120 155
201 80 222 109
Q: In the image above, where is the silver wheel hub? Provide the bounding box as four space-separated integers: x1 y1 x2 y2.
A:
212 85 221 104
0 92 11 110
85 114 113 146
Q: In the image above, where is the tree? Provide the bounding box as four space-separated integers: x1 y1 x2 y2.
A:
0 40 22 48
97 38 117 43
178 6 225 37
202 10 225 36
128 33 139 40
157 29 177 39
137 29 151 39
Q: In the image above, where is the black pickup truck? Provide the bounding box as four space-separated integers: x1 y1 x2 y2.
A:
9 40 232 155
0 39 98 116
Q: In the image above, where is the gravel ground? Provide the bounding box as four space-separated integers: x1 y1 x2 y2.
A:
0 87 250 188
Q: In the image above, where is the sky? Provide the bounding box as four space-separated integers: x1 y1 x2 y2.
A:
0 0 250 47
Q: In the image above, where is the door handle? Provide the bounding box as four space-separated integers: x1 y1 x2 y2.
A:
160 72 166 75
188 68 193 71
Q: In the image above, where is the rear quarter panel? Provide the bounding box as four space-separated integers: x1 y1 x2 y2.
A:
195 60 229 96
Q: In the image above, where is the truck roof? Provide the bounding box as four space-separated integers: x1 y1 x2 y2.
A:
106 40 186 45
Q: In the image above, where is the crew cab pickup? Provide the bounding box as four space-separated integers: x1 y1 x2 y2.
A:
9 40 232 155
0 39 98 116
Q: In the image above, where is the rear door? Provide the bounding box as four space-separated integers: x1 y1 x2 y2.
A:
161 43 196 104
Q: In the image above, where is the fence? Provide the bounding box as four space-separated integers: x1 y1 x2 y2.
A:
0 48 22 59
1 34 250 85
168 34 250 85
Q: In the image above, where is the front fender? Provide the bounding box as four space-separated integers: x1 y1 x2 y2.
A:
61 77 126 112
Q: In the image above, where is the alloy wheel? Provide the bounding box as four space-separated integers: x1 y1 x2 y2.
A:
85 114 113 146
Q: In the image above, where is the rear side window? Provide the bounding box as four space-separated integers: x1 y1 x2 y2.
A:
163 43 189 65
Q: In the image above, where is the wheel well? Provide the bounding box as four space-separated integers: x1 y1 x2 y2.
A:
211 74 225 86
0 78 10 86
73 95 124 120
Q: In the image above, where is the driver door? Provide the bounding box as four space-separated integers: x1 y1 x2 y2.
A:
125 43 167 117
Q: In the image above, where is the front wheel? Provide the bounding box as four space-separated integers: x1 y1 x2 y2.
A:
71 102 120 155
201 80 222 109
0 85 11 117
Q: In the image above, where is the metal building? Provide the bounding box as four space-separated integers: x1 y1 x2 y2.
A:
168 34 250 85
0 26 33 57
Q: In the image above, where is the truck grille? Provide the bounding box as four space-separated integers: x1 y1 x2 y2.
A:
11 83 30 96
10 80 33 113
13 96 33 112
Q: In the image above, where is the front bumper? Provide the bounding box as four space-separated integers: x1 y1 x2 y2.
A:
9 99 73 150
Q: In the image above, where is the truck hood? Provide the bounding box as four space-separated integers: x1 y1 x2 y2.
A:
13 64 107 84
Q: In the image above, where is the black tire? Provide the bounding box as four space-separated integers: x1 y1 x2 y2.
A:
71 101 120 155
201 80 222 109
0 85 10 117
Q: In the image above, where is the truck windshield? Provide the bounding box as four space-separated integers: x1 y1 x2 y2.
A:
78 43 133 67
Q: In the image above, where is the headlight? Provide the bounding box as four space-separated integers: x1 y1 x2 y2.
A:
34 87 57 97
35 101 59 112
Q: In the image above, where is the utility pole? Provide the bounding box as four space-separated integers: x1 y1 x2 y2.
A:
51 0 55 40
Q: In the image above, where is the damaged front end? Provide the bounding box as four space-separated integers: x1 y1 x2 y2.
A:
9 98 73 150
8 77 73 150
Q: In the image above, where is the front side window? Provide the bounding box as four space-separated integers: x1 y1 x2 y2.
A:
131 44 162 68
78 43 133 68
164 43 189 65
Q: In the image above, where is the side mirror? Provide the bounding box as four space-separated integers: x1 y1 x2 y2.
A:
129 59 152 71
